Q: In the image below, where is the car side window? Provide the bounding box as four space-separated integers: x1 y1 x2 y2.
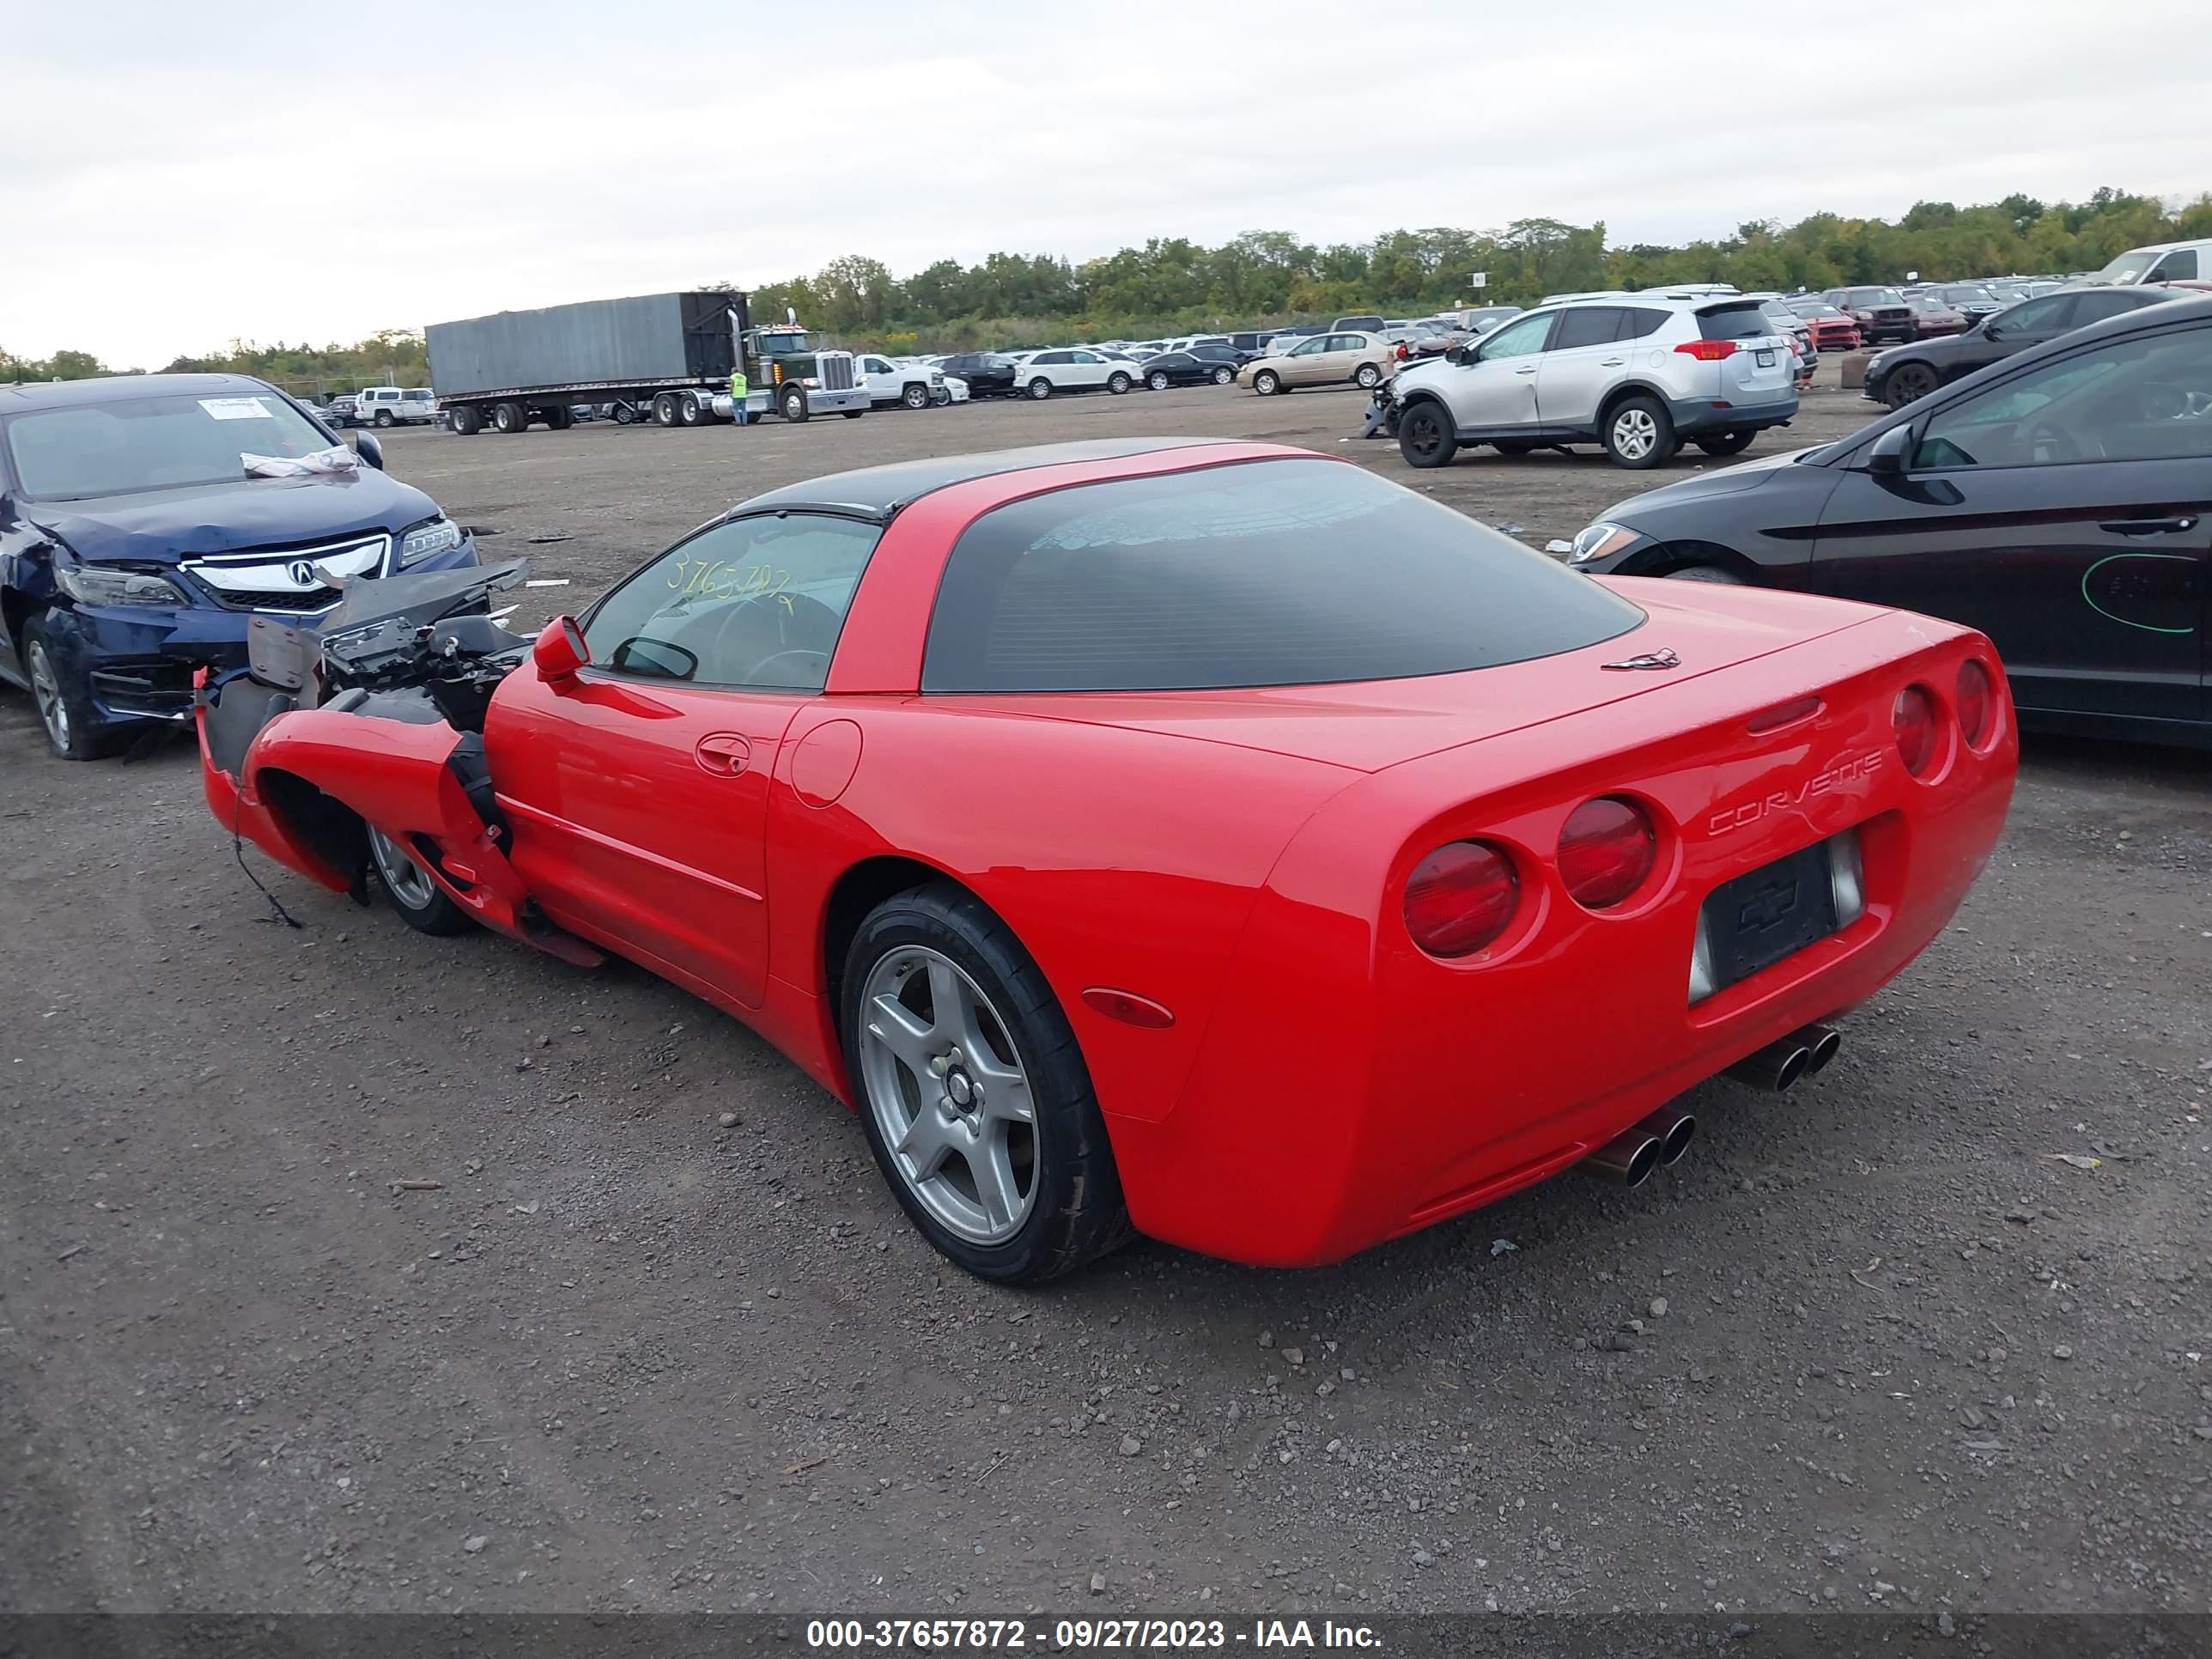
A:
1551 307 1625 350
2148 250 2199 282
581 513 884 691
1477 313 1553 361
1911 326 2212 471
1998 296 2073 334
1289 338 1328 356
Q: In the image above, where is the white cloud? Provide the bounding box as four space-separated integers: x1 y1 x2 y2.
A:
3 0 2207 365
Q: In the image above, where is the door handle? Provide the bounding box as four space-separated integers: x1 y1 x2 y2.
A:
1515 366 1536 375
2097 515 2197 537
1600 357 1626 367
694 732 751 775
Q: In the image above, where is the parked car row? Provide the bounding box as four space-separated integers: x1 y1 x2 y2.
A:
1568 290 2212 746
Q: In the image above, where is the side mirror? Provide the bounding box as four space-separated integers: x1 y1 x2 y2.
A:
1979 321 2002 341
352 432 385 471
1865 422 1914 477
1446 344 1474 367
532 616 590 684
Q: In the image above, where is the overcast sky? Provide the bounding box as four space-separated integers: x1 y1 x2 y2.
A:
6 0 2209 367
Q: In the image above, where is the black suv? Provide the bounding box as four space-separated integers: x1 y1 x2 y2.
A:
1567 293 2212 746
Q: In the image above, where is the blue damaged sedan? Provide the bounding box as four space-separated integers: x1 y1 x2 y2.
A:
0 373 478 758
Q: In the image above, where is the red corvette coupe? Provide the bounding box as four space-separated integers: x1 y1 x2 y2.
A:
198 439 2016 1282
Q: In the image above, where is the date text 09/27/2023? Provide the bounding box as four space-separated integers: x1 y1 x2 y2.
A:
805 1618 1383 1650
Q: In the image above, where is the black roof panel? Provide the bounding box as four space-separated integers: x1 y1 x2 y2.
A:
726 438 1227 521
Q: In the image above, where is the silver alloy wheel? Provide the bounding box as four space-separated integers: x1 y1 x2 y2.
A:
27 638 68 750
857 945 1038 1245
1149 371 1169 391
366 825 438 912
1612 407 1659 460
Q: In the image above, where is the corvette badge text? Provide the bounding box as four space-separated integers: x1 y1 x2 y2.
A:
1708 750 1884 835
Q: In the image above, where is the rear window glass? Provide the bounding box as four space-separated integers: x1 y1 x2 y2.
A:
1698 303 1775 341
921 459 1644 694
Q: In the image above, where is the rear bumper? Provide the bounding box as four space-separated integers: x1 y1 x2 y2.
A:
1101 611 2016 1267
1668 394 1797 435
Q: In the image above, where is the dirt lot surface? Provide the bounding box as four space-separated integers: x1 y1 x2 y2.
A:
4 369 2209 1620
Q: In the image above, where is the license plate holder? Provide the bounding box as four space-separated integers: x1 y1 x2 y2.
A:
1700 842 1838 991
1755 349 1776 367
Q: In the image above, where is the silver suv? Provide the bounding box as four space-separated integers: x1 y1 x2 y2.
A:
1390 296 1799 471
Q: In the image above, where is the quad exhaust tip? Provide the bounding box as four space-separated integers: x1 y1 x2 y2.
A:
1725 1024 1841 1091
1581 1107 1696 1188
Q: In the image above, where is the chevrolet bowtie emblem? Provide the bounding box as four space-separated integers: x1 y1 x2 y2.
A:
1601 647 1680 671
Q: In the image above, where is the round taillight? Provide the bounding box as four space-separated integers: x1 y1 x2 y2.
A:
1558 796 1658 909
1893 684 1939 776
1956 659 1993 749
1405 841 1520 958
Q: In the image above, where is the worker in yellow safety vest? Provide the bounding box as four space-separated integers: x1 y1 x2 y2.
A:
729 365 750 426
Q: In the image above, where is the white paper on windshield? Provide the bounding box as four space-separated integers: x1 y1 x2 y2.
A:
200 397 276 420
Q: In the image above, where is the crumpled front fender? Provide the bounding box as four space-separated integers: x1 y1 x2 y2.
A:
196 672 592 963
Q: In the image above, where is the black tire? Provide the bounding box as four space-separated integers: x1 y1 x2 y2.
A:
1884 362 1939 410
1027 377 1052 400
1396 400 1457 469
612 402 636 424
1694 428 1756 457
23 614 113 761
1252 369 1281 396
1602 394 1678 469
493 402 526 434
1147 370 1170 392
902 382 931 410
372 410 394 428
448 404 483 436
1491 439 1539 456
678 392 708 427
842 881 1132 1284
931 388 951 407
1210 365 1234 385
1107 372 1132 395
365 825 473 937
781 385 810 422
1354 362 1382 389
1665 565 1745 584
545 405 574 431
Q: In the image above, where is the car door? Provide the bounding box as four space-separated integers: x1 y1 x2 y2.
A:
1068 349 1115 389
1950 294 2075 380
1806 318 2212 725
1533 306 1629 429
1443 310 1555 431
1279 337 1332 386
485 510 885 1008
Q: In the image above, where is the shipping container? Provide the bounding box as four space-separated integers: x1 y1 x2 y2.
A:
427 291 866 433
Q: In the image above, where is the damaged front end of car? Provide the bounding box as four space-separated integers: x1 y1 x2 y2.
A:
195 557 601 964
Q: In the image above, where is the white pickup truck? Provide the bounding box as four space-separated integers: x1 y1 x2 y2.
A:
854 354 945 410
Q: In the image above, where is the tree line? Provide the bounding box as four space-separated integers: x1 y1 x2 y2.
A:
9 187 2208 384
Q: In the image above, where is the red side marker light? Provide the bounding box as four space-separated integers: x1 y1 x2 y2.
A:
1081 988 1176 1029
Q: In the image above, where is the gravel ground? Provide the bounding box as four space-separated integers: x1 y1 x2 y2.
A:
3 368 2208 1619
